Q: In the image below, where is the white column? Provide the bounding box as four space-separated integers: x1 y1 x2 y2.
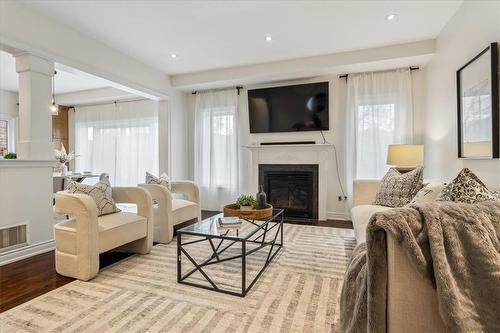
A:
15 53 54 160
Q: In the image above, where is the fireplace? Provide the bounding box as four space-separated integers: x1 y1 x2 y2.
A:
259 164 318 219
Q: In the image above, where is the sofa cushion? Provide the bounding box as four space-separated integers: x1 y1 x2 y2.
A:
410 181 447 204
67 178 120 216
54 212 147 254
98 212 147 252
374 166 424 207
351 205 392 244
146 172 171 190
172 199 199 225
437 168 499 204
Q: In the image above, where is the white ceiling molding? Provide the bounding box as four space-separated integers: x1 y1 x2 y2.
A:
0 2 171 100
55 87 137 107
171 39 436 90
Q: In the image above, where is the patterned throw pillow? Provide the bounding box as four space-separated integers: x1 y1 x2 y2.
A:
146 172 171 190
67 178 121 216
410 181 447 204
436 168 499 204
373 166 424 208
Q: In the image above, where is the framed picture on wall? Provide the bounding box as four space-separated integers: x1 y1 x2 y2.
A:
457 42 499 159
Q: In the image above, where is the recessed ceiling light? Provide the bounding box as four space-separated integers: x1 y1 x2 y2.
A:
170 53 177 58
385 14 397 21
265 35 272 42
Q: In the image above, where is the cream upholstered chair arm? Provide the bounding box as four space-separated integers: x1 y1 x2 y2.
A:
353 179 381 207
171 180 200 204
112 187 154 253
139 184 173 204
139 184 174 244
112 187 153 219
55 192 99 237
55 192 99 280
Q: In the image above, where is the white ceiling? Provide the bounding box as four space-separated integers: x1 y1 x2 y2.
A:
0 50 109 93
22 0 462 75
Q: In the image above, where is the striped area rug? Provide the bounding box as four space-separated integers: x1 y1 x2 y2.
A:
0 224 355 333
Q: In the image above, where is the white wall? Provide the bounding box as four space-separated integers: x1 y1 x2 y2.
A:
0 160 54 265
424 0 500 188
0 89 18 152
187 72 426 218
0 90 17 117
169 90 189 180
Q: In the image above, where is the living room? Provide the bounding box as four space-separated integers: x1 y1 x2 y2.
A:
0 1 499 332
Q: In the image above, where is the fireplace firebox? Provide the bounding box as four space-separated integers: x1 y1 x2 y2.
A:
259 164 318 219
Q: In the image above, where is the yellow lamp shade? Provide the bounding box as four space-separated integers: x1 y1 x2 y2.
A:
387 144 424 168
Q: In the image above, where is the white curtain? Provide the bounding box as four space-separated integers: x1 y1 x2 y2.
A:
345 68 414 200
75 99 159 186
194 90 239 210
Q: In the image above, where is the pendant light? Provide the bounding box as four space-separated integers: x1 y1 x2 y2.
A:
51 70 58 116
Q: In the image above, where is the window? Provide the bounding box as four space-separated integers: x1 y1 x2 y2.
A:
200 108 236 188
0 120 8 155
356 103 396 178
345 69 414 196
194 90 240 210
74 100 159 186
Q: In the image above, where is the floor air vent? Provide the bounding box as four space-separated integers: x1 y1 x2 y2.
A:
0 224 28 253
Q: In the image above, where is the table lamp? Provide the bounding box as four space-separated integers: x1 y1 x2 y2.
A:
387 144 424 172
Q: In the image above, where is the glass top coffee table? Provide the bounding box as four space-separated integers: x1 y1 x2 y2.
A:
176 209 284 297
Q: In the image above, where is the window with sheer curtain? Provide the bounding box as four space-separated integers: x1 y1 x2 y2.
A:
74 99 159 186
194 90 239 210
0 120 8 155
345 69 414 201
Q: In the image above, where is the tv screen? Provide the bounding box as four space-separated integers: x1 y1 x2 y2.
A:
248 82 329 133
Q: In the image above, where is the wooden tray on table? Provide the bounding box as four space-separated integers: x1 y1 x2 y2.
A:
223 204 273 220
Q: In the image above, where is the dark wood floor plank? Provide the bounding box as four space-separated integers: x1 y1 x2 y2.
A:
0 210 352 313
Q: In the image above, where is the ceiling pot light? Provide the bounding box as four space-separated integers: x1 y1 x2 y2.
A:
265 35 272 42
170 53 177 58
385 14 396 21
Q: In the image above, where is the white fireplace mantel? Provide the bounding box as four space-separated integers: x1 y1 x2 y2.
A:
245 144 334 220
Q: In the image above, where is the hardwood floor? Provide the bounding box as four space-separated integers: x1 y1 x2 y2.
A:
0 251 133 313
0 210 352 313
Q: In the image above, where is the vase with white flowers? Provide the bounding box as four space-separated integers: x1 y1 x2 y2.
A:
54 145 75 176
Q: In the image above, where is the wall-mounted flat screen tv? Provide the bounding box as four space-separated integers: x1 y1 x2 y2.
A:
248 82 329 133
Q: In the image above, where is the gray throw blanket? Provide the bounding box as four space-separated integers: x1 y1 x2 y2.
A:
340 200 500 333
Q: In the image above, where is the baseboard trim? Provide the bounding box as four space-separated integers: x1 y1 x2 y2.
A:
0 240 55 266
327 211 349 221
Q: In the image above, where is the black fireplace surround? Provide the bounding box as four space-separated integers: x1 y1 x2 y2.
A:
259 164 318 219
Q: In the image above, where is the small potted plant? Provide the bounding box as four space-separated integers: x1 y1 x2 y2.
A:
236 194 256 211
3 152 17 159
54 144 75 176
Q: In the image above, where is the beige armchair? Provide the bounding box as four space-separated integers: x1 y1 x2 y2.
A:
140 181 201 244
54 187 153 281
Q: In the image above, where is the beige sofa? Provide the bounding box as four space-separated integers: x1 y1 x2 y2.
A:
54 187 153 281
352 180 448 333
140 181 201 244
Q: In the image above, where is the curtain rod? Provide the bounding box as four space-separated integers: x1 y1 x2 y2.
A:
192 86 243 96
69 97 150 110
339 66 420 79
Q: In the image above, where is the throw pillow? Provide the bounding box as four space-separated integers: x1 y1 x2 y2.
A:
410 181 447 204
373 166 424 208
146 172 171 190
436 168 500 204
67 178 121 216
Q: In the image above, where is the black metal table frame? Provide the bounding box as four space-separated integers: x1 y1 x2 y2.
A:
177 210 284 297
